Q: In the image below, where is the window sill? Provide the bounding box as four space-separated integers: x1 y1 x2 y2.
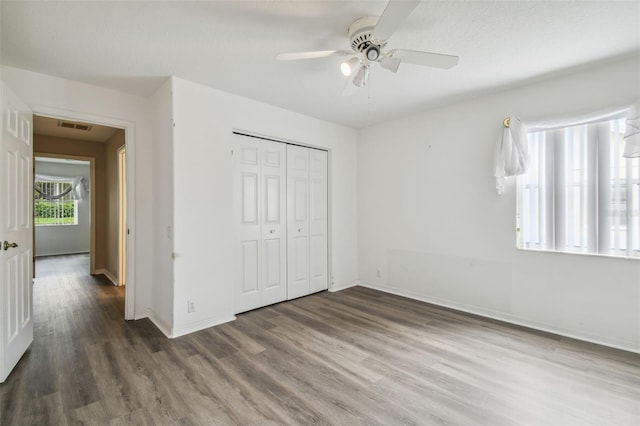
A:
516 246 640 261
35 223 79 227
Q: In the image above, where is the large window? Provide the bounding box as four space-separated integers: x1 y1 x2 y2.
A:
34 180 78 226
518 117 639 258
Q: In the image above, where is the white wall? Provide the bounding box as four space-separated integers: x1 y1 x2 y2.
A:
170 77 358 337
148 78 174 334
358 55 640 352
34 160 90 256
1 66 156 319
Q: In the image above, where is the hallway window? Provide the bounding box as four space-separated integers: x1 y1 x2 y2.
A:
34 180 78 226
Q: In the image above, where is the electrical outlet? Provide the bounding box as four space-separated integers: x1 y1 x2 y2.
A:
187 301 196 313
376 268 382 278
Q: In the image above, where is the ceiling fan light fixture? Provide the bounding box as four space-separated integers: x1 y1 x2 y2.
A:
340 57 361 76
353 64 369 87
365 44 380 61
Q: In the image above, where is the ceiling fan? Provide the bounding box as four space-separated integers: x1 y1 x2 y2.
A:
276 0 459 95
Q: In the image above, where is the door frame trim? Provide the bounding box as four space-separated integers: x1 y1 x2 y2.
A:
32 105 137 320
117 145 126 287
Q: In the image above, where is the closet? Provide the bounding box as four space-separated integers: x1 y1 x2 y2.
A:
232 135 328 314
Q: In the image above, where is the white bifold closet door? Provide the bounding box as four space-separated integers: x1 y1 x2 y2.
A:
232 136 327 314
287 145 328 300
232 137 287 314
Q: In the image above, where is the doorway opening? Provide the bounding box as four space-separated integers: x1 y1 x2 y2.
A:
32 114 131 318
34 156 92 273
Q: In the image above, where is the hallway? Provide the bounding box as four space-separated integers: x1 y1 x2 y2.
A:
0 254 133 424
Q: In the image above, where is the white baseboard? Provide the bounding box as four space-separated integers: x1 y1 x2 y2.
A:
329 281 358 292
147 308 237 339
147 309 172 338
95 268 118 286
171 315 236 338
133 307 149 321
358 281 639 354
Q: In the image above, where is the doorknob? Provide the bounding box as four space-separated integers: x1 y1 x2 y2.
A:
3 241 18 250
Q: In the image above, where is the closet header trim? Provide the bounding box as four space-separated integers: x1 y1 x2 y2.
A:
232 130 328 152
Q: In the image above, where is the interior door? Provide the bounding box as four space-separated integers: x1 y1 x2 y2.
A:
309 149 328 293
0 82 34 383
287 145 310 300
261 141 287 306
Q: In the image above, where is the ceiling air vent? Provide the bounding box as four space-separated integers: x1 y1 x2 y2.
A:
57 120 92 132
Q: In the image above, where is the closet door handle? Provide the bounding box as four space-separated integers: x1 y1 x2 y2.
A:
269 229 275 234
298 228 302 233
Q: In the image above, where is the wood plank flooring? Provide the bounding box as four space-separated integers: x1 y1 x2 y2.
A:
1 254 639 425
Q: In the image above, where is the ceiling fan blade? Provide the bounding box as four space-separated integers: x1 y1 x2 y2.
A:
276 50 349 61
380 56 401 73
388 49 459 69
371 0 420 43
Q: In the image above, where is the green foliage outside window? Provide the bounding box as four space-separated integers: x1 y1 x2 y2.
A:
34 180 77 226
34 200 76 225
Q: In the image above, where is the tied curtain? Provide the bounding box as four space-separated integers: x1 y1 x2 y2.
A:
34 174 88 200
493 116 529 195
494 106 634 195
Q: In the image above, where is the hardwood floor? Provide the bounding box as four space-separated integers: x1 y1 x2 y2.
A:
1 254 639 425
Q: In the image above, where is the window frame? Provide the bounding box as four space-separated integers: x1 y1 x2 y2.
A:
516 115 639 260
34 180 79 227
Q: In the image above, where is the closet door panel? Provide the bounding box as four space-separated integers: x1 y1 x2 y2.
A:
261 141 287 305
240 241 259 293
233 137 262 313
287 145 310 300
309 149 328 293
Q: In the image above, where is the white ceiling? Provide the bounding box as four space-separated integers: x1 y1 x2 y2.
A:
2 1 639 129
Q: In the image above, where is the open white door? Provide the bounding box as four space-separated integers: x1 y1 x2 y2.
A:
0 82 34 383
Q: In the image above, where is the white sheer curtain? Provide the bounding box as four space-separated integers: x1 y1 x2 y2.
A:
494 116 529 195
524 108 628 133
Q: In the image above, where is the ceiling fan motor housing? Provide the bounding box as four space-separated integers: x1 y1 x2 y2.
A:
348 16 384 61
